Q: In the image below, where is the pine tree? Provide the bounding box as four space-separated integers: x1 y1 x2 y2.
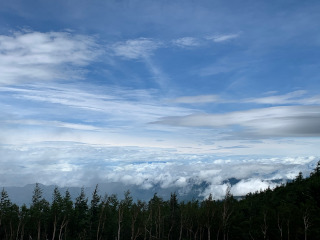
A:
0 188 13 239
89 184 101 240
51 186 63 240
30 183 50 240
74 187 89 240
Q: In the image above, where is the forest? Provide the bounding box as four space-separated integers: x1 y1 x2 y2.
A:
1 163 320 240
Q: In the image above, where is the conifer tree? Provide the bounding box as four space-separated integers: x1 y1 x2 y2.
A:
89 184 101 240
74 187 89 240
0 188 13 239
30 183 50 240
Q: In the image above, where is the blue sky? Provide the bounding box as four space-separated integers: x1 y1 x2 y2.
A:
1 0 320 198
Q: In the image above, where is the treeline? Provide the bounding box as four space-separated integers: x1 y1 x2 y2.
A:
1 163 320 240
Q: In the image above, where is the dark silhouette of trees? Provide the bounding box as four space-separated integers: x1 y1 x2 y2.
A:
30 183 49 240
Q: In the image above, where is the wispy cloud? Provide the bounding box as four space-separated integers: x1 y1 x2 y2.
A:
0 31 100 85
172 34 239 49
0 83 191 126
207 33 239 42
111 38 161 60
2 119 99 131
111 38 169 88
245 91 320 105
172 95 220 104
244 90 308 104
153 105 320 138
171 90 320 105
172 37 200 48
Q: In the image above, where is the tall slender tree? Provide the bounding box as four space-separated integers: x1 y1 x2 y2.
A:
73 187 89 240
30 183 50 240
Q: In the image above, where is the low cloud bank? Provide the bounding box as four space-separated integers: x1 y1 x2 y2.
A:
0 143 317 199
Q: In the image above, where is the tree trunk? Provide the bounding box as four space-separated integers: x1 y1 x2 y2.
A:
97 206 106 240
131 208 138 240
261 212 268 240
216 228 220 240
117 206 123 240
37 221 41 240
178 219 183 240
52 215 57 240
167 224 173 240
303 210 310 240
58 217 68 240
19 224 25 240
287 220 290 240
277 214 283 240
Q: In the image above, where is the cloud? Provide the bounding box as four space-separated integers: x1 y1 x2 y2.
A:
0 83 191 125
2 119 99 131
172 37 200 48
246 91 320 105
172 95 220 104
0 142 316 199
0 83 200 151
111 38 169 88
153 105 320 138
207 33 239 42
244 90 309 105
112 38 161 60
169 90 320 106
0 31 100 85
231 178 278 196
172 34 240 48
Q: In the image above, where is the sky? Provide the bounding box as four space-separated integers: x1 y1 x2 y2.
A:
1 0 320 199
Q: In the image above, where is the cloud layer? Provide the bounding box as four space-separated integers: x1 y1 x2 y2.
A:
155 105 320 138
0 142 317 198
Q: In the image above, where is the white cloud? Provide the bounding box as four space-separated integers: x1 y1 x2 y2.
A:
0 141 317 199
200 184 229 199
172 95 220 104
111 38 168 88
112 38 161 59
207 33 239 42
0 83 204 152
231 178 278 196
0 83 191 125
172 37 200 48
169 90 320 106
0 31 100 85
2 119 99 131
3 86 320 156
244 90 308 104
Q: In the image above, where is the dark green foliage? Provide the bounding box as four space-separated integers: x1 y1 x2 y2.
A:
1 162 320 240
73 187 89 239
29 183 50 240
0 188 20 239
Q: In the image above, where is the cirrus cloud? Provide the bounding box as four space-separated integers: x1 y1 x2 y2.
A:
112 38 161 60
172 37 200 48
171 94 220 104
207 33 239 42
0 30 101 85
